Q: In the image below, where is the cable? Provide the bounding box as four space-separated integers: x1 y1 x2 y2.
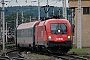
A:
3 0 62 8
25 0 27 3
15 0 17 2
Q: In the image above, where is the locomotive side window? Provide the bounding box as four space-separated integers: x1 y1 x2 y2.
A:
50 23 67 34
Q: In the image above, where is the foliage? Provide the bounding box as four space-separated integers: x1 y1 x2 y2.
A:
24 11 33 18
5 11 34 35
2 6 71 35
5 12 22 31
5 12 22 22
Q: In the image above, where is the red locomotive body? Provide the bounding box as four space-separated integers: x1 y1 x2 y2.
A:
17 18 72 54
35 19 72 53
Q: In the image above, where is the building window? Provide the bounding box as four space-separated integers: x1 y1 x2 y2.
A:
83 7 90 14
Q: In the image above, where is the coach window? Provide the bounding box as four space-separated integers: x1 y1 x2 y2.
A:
18 30 20 37
20 30 22 37
25 29 26 37
27 29 28 37
23 29 25 37
26 29 28 37
18 30 21 37
28 29 31 37
21 30 23 37
19 30 20 37
17 31 19 37
30 29 32 36
17 30 20 37
22 30 25 37
27 29 29 37
24 29 26 37
28 29 29 37
25 29 27 37
19 30 21 37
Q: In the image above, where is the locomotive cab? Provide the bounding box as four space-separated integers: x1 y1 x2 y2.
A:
35 19 72 54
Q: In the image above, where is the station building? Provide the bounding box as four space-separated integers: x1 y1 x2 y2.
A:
69 0 90 47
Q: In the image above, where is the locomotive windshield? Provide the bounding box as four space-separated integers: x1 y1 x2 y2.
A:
50 23 67 34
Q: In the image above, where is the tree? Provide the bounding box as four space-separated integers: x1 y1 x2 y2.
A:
22 10 34 22
5 12 22 32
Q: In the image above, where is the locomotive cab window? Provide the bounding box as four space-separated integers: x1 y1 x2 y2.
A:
50 23 67 34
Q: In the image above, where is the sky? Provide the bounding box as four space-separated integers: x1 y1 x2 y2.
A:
0 0 68 7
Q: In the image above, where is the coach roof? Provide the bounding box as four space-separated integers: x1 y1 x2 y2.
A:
17 21 39 29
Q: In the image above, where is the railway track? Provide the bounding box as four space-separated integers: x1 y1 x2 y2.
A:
50 54 88 60
0 44 89 60
0 49 29 60
24 49 89 60
0 43 28 60
1 50 88 60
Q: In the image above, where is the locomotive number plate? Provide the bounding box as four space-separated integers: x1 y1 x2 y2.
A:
56 38 63 40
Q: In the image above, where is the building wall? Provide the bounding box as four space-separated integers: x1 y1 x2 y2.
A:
69 0 90 8
69 0 90 47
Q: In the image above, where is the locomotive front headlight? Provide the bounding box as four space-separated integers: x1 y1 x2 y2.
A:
68 36 70 38
68 36 70 40
48 36 52 40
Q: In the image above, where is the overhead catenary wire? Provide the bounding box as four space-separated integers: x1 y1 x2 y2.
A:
16 0 18 2
25 0 27 3
0 0 63 7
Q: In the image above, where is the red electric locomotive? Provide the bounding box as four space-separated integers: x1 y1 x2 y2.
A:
17 18 72 54
35 19 72 54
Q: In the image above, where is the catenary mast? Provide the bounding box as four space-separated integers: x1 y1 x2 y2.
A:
2 0 5 51
62 0 67 19
77 0 82 48
38 0 40 20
